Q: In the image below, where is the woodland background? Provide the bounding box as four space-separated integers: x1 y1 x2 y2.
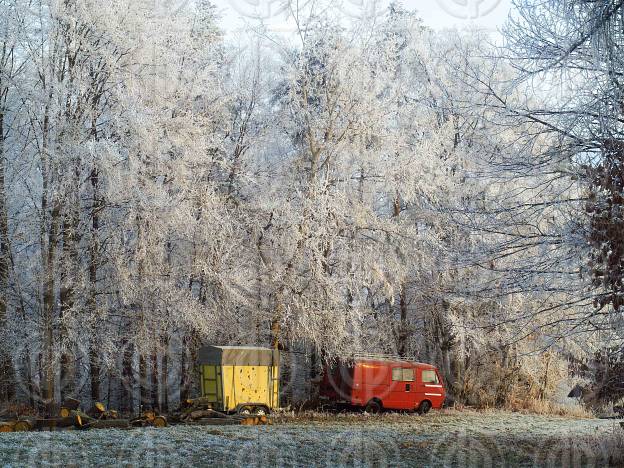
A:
0 0 623 414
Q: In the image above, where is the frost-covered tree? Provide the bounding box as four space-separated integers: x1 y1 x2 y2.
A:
500 0 624 338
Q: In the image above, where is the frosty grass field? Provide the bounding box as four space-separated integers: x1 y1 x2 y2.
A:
0 410 623 467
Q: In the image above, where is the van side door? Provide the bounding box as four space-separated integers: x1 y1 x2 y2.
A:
385 367 415 410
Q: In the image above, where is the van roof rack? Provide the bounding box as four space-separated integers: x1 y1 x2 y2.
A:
351 353 420 362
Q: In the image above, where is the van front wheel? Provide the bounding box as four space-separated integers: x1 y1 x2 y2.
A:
365 400 382 414
417 400 431 415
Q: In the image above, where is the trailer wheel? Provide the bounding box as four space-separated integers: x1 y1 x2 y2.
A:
254 406 269 416
365 399 382 414
417 400 431 415
238 406 254 416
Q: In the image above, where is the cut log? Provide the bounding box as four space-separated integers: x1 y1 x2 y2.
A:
83 419 130 430
152 416 167 428
185 418 241 426
97 410 118 421
71 410 95 429
56 416 78 428
142 411 155 422
0 422 14 432
94 402 106 414
59 407 71 418
35 419 59 430
14 419 34 432
188 409 216 420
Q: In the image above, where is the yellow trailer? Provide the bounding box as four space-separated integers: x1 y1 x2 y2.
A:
198 345 279 415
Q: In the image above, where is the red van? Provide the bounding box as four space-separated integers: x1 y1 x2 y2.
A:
319 355 445 414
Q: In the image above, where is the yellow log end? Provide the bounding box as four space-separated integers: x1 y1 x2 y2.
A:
0 423 15 433
13 421 31 432
153 416 167 428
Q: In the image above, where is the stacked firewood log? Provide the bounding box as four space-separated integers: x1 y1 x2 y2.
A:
0 397 272 431
130 409 167 428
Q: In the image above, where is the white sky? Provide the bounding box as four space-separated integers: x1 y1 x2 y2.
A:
209 0 514 34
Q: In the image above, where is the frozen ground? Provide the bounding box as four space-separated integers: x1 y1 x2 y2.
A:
0 410 622 467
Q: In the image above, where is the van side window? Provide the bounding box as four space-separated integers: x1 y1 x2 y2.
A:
422 370 439 384
392 368 415 381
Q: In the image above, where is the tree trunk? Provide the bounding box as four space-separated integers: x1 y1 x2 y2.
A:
59 212 77 401
121 340 134 413
397 285 408 357
161 335 169 413
271 311 281 350
179 334 189 403
139 354 148 410
106 370 113 408
392 194 409 357
90 344 100 404
38 80 59 411
0 108 14 403
88 165 100 406
42 195 60 411
151 351 159 411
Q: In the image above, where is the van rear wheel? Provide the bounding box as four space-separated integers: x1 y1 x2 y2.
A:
417 400 431 415
365 400 382 414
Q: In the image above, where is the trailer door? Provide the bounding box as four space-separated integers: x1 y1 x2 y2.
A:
201 365 223 410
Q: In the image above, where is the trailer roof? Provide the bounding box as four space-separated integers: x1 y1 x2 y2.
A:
197 345 279 366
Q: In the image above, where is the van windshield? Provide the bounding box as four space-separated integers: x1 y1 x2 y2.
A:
422 370 439 384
